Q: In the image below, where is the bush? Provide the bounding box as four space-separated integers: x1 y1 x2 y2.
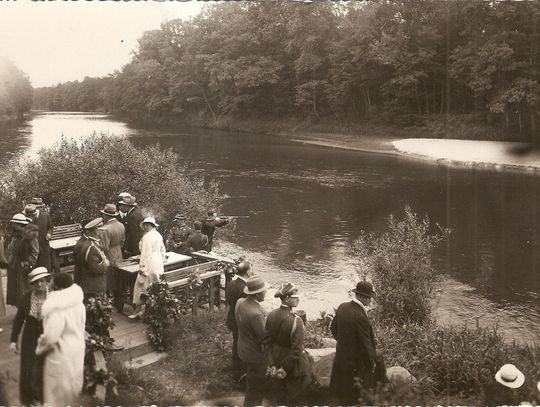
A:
0 134 222 234
353 206 449 327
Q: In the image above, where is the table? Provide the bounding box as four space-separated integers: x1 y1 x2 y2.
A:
115 252 192 307
49 236 81 273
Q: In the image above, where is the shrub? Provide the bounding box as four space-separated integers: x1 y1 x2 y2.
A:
0 134 222 234
353 206 449 327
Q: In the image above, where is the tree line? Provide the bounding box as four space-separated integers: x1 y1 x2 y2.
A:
0 57 33 120
33 1 540 138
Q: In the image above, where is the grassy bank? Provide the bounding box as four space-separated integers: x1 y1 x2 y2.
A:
109 308 539 405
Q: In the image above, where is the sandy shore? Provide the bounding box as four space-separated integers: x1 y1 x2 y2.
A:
286 133 540 173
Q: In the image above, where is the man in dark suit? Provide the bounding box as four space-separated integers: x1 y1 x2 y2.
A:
24 199 53 272
201 210 229 252
117 194 144 259
235 275 267 407
330 281 379 405
226 261 252 382
186 221 208 253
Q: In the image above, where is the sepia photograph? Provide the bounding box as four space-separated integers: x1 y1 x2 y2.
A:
0 0 539 405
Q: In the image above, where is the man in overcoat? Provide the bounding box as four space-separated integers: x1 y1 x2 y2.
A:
6 213 39 307
118 194 144 258
201 210 230 252
25 198 53 271
226 261 252 382
98 204 126 310
235 275 267 407
186 221 208 253
166 213 192 254
330 281 378 405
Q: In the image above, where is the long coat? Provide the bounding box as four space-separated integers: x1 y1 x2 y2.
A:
73 235 108 295
36 283 86 407
6 224 39 306
33 210 53 271
330 300 377 404
121 206 144 258
235 297 267 364
10 290 47 405
132 227 165 305
166 224 192 254
99 218 125 290
226 276 247 332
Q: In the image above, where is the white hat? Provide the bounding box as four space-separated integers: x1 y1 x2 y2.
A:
28 267 52 283
495 364 525 389
10 213 29 225
141 217 159 228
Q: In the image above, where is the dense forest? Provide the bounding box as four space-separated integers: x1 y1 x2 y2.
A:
0 57 33 120
33 1 540 138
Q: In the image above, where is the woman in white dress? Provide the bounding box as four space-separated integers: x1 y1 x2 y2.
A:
130 217 166 318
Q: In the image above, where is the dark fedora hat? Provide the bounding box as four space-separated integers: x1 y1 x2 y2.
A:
23 204 37 216
352 281 375 298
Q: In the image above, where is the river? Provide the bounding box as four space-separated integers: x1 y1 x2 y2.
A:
1 112 539 344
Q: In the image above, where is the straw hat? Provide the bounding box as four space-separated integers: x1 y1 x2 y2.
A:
28 267 52 284
495 364 525 389
140 216 159 228
100 203 119 217
10 213 29 225
243 275 266 295
118 195 137 206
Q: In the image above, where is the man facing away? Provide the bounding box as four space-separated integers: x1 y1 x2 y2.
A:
235 275 267 407
226 261 252 383
25 198 54 272
98 204 126 311
201 210 230 252
185 221 208 253
330 281 378 405
117 194 144 259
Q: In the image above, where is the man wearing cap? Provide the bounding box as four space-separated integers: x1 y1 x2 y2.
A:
98 204 126 310
226 261 252 383
25 199 54 272
118 194 144 259
73 218 110 302
186 221 209 253
166 214 192 255
235 275 268 407
330 281 378 404
6 213 40 307
201 210 230 252
265 282 312 406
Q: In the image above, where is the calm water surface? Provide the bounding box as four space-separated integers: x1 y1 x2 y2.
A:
1 112 539 344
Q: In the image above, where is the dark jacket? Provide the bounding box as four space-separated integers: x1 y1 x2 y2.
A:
166 224 192 254
33 210 53 271
73 235 108 294
235 297 267 364
226 276 247 331
201 217 228 252
186 231 208 253
330 300 377 404
121 206 144 257
265 306 311 377
11 290 46 405
6 224 39 306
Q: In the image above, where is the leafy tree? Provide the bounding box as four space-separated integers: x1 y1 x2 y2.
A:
0 57 33 119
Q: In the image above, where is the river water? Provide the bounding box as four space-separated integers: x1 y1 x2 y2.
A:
1 112 539 344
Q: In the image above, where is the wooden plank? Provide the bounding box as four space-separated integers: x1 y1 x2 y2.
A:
163 261 218 282
167 269 222 289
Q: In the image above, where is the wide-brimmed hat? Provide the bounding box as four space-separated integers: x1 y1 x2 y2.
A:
173 213 186 221
141 216 159 228
495 364 525 389
30 197 44 207
28 267 52 283
83 217 103 230
118 195 137 207
100 203 119 217
23 204 37 216
352 281 375 298
10 213 30 225
243 275 266 295
274 282 299 298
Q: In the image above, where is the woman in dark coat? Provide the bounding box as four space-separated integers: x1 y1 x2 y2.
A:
6 214 40 307
9 267 51 406
264 283 312 406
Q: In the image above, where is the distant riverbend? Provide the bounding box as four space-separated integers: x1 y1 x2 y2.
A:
1 112 539 345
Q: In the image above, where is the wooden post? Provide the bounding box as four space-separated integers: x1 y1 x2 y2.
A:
215 275 221 308
192 292 199 315
208 277 215 312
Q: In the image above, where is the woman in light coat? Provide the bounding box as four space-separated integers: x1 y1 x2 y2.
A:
36 272 86 407
130 217 166 318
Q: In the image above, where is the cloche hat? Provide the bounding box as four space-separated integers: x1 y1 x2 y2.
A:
141 217 159 228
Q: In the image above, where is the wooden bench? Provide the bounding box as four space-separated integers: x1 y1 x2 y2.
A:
49 223 82 273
